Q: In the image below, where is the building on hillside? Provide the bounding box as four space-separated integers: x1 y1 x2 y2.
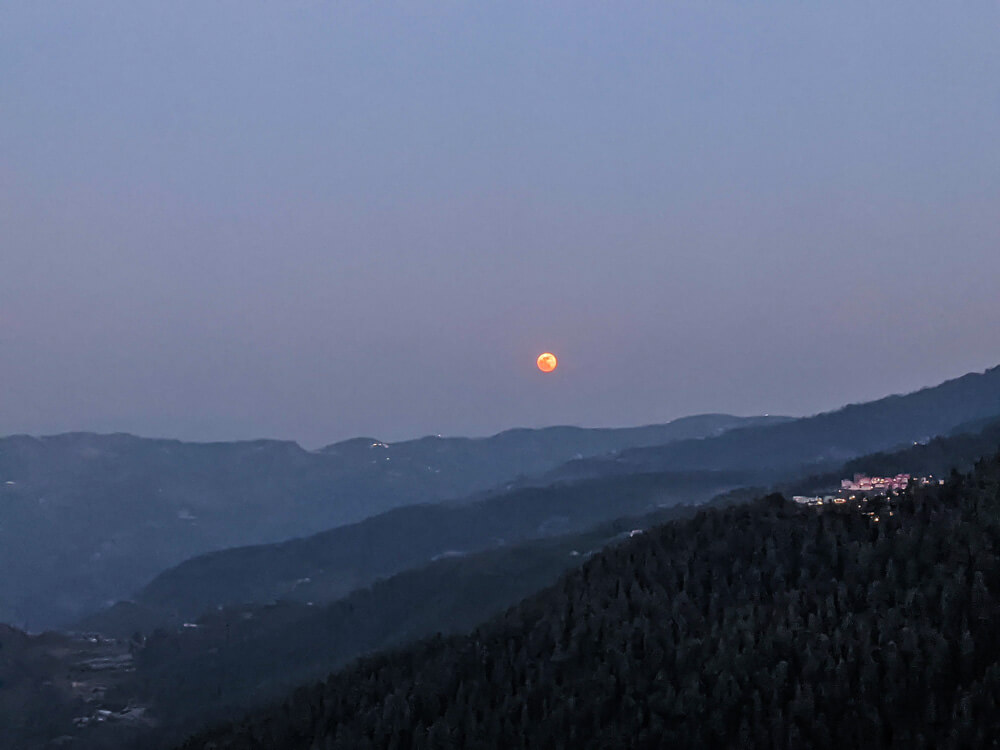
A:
793 495 838 506
841 474 912 492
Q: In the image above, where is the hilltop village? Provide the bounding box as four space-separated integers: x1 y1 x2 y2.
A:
792 473 945 508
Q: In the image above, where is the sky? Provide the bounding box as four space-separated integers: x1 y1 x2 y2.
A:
2 1 1000 447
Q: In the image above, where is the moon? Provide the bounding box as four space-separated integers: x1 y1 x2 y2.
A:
536 352 558 373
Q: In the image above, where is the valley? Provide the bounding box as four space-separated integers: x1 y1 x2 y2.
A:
4 367 1000 749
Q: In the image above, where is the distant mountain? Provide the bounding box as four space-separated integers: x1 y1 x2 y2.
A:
547 365 1000 480
79 470 753 636
177 452 1000 750
0 414 773 629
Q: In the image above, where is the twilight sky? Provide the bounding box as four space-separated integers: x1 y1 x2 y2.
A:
2 1 1000 447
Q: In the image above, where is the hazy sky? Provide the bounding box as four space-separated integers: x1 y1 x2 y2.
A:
3 1 999 447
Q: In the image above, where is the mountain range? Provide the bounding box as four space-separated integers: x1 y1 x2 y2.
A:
545 365 1000 481
78 469 750 636
0 414 776 628
79 365 1000 637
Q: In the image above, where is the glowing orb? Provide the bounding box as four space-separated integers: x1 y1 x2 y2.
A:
536 352 558 373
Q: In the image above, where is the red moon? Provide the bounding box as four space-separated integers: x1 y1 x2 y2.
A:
536 352 558 373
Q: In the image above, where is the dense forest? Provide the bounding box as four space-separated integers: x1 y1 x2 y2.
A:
180 453 1000 749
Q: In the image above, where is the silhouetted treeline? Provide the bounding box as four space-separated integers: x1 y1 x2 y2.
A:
179 453 1000 749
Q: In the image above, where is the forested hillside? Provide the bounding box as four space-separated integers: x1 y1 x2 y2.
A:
180 453 1000 749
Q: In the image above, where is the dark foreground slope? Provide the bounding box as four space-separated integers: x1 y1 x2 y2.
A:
87 422 1000 747
126 422 1000 733
12 424 999 750
0 414 767 628
181 454 1000 750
